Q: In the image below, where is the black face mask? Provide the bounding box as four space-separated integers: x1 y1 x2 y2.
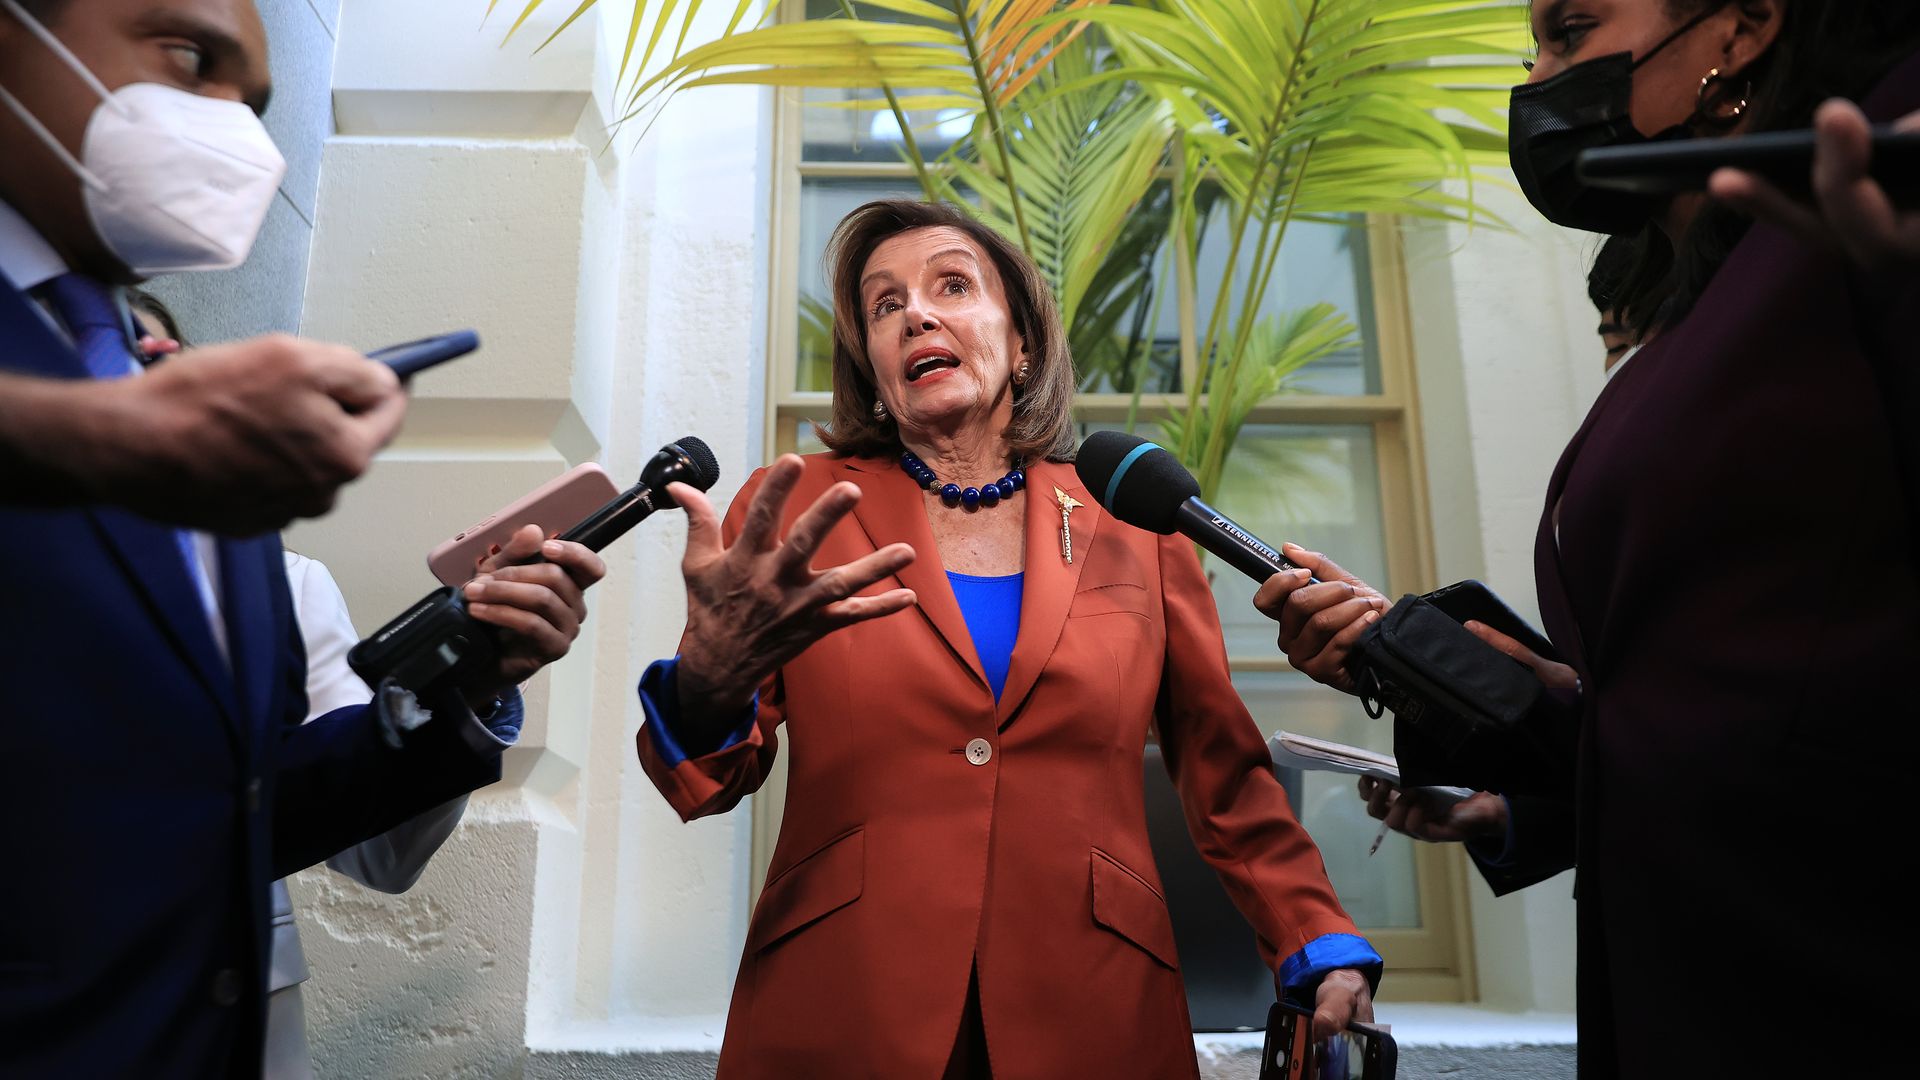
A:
1508 4 1730 234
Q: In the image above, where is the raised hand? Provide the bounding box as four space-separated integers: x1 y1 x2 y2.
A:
673 455 917 728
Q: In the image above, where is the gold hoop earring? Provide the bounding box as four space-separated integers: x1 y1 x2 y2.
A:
871 399 889 422
1698 67 1750 124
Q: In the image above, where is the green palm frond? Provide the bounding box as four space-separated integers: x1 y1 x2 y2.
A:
488 0 765 100
493 0 1525 507
1159 303 1358 475
1045 0 1526 497
496 2 1118 252
924 33 1172 332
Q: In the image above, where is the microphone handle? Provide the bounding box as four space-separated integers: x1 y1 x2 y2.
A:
556 483 658 553
1171 497 1319 585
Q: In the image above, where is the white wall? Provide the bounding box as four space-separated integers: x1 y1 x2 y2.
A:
280 3 1595 1071
284 2 767 1073
1404 192 1605 1013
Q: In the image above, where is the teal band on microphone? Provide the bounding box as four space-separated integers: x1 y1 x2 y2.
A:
1104 440 1164 513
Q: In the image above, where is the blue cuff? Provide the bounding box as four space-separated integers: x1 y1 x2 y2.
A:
1466 795 1519 869
638 657 757 766
1277 933 1384 1007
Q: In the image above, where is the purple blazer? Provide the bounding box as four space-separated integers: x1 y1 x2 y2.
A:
1530 54 1920 1077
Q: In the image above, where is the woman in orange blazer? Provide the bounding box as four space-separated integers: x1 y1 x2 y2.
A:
636 200 1377 1079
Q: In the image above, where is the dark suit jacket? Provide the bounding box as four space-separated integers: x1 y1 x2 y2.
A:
1521 56 1920 1078
0 281 504 1078
638 455 1367 1080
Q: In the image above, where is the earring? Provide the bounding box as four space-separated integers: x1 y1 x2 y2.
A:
1697 67 1750 124
1014 362 1031 386
872 399 889 422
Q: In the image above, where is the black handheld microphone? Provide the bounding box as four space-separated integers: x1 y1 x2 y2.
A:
1074 430 1314 585
554 437 722 552
348 436 721 694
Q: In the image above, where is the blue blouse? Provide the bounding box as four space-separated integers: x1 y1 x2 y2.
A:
946 570 1022 701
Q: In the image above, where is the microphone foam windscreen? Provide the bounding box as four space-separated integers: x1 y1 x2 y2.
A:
1074 430 1199 535
672 436 721 491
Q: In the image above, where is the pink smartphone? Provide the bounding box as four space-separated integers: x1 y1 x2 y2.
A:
426 463 621 586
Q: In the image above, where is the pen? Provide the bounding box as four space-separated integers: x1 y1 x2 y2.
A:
1368 817 1391 857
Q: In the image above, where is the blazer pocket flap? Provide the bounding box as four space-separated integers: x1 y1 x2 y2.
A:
1090 848 1178 969
1070 582 1151 619
748 827 865 953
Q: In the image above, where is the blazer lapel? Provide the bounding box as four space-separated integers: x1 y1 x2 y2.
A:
1534 343 1656 678
996 459 1096 726
0 279 86 378
88 508 242 734
4 283 244 731
835 457 989 692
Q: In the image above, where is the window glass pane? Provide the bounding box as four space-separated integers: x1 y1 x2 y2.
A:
1078 421 1388 656
1237 669 1422 929
800 0 968 163
801 96 974 166
788 417 830 457
1204 424 1389 656
1151 203 1380 397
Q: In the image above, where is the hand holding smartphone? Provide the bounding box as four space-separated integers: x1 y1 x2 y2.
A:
1261 1003 1397 1080
1578 125 1920 201
426 463 622 585
367 330 481 381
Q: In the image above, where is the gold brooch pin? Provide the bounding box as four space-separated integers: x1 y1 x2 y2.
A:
1053 486 1083 564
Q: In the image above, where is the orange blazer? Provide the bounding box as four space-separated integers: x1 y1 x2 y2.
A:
637 454 1363 1079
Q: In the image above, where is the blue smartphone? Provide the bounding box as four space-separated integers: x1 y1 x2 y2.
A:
367 330 480 381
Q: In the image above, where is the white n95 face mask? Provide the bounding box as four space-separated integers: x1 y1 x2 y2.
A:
0 0 286 276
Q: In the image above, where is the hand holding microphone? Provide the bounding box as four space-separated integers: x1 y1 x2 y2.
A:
1074 431 1387 692
1252 545 1389 694
350 437 721 702
457 524 605 709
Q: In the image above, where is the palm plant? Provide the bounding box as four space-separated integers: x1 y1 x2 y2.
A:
490 0 1526 499
1059 0 1522 498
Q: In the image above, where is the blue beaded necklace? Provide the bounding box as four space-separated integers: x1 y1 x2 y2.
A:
900 450 1025 510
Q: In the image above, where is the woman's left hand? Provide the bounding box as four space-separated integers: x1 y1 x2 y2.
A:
1313 967 1374 1041
1710 99 1920 272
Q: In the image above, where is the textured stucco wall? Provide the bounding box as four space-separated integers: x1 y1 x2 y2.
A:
143 0 340 342
281 1 762 1075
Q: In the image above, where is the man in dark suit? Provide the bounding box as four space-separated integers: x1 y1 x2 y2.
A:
0 1 608 1075
0 0 392 536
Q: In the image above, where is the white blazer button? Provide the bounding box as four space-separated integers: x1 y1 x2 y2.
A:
965 738 992 766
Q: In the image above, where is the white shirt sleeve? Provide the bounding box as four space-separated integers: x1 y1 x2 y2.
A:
282 550 469 893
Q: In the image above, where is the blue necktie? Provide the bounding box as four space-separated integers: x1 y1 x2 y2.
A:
39 273 216 639
39 272 138 380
